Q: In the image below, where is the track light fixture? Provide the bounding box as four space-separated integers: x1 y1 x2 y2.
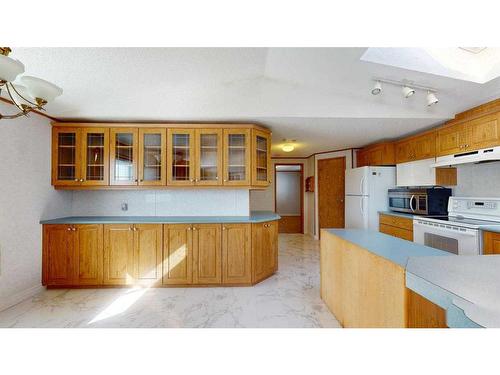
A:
402 86 415 98
371 80 382 95
371 78 439 106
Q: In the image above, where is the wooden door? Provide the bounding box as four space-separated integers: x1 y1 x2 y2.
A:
467 113 500 151
318 157 346 234
103 224 135 285
436 123 467 156
223 129 251 186
414 132 436 160
251 129 271 186
134 224 162 285
252 222 266 282
43 225 76 285
80 128 109 186
167 129 195 185
483 231 500 255
195 129 223 186
52 127 81 186
263 221 278 273
138 128 166 186
75 224 103 285
192 224 222 284
110 128 139 185
163 224 193 285
395 140 412 164
222 224 251 284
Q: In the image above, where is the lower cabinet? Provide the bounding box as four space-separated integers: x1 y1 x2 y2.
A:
42 220 278 287
483 231 500 255
406 289 447 328
379 213 413 242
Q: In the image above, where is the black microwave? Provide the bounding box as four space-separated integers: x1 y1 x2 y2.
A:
388 187 452 215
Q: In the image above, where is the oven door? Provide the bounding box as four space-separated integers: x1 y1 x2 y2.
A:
413 220 480 255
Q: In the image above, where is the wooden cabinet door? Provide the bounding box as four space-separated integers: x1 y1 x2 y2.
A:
52 127 82 186
263 221 278 273
163 224 193 285
75 224 103 285
483 231 500 255
138 128 166 186
103 224 135 285
193 224 222 284
414 132 436 160
437 123 467 156
223 129 251 186
467 113 500 151
195 129 223 186
80 128 110 186
222 224 251 284
252 222 266 282
134 224 162 285
43 225 76 285
110 128 139 185
368 147 383 166
167 129 196 185
356 150 367 167
395 140 412 164
251 129 271 186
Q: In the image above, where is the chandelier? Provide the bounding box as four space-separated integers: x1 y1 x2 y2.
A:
0 47 63 120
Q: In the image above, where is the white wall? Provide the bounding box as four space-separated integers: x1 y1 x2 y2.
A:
71 189 249 216
0 104 72 311
454 162 500 197
314 149 354 238
276 172 301 215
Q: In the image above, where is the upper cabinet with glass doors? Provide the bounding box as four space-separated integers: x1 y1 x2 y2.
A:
51 124 272 189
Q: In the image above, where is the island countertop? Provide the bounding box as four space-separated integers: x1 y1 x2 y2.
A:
40 211 280 224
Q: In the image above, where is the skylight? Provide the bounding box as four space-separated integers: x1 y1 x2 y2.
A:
361 47 500 84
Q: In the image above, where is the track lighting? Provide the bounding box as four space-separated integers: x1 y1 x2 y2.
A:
402 86 415 98
371 80 382 95
426 91 439 106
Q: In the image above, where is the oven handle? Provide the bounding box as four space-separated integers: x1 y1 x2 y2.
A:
413 221 478 236
410 195 416 212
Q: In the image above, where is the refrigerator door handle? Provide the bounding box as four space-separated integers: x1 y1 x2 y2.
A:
359 176 365 195
360 197 364 215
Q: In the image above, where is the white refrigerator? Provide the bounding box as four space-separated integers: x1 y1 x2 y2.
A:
345 166 396 230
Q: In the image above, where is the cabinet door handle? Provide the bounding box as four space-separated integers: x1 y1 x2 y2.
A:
223 179 227 182
187 227 192 231
192 227 197 231
215 176 219 180
134 179 138 183
222 226 226 230
74 178 79 182
140 179 144 182
67 227 72 231
80 178 84 182
129 226 133 231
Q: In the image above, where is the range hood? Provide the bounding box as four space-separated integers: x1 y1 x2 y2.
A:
432 146 500 167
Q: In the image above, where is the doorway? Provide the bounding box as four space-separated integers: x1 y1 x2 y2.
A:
318 157 346 236
275 164 303 233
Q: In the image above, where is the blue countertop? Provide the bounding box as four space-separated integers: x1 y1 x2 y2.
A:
378 211 416 220
325 229 450 268
324 228 500 328
40 211 281 224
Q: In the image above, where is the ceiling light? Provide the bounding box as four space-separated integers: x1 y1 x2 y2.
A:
282 143 295 152
0 47 62 120
402 86 415 98
371 80 382 95
426 91 439 106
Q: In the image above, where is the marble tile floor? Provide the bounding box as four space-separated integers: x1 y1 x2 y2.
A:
0 234 341 328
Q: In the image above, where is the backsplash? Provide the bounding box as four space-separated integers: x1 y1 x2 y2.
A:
454 162 500 197
71 189 250 216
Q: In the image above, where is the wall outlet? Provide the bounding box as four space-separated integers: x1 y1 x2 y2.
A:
121 202 128 211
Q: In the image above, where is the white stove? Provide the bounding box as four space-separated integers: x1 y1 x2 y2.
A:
413 197 500 255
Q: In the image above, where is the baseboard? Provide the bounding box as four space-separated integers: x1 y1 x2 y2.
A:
0 284 44 312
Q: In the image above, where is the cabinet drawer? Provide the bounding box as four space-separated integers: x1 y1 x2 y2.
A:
379 214 413 231
483 231 500 255
379 224 413 242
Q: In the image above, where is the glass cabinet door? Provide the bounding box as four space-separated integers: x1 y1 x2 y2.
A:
167 129 195 185
252 129 271 186
81 128 109 185
223 129 250 185
195 129 222 186
52 128 81 185
110 128 138 185
139 128 166 186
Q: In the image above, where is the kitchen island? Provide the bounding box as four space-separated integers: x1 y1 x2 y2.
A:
321 228 500 328
40 211 280 288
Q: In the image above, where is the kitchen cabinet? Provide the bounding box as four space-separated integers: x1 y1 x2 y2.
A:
167 129 195 186
251 129 271 187
43 224 103 286
163 224 193 285
406 289 447 328
357 142 395 167
252 220 278 283
138 128 166 186
396 158 457 187
379 213 413 241
110 128 139 185
395 131 436 163
222 224 252 284
134 224 163 284
195 129 223 186
483 231 500 255
223 128 251 186
193 224 222 284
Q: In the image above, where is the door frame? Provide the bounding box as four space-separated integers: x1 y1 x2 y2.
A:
274 163 304 234
317 156 346 238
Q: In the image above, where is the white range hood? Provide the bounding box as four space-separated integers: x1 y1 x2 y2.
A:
432 146 500 167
